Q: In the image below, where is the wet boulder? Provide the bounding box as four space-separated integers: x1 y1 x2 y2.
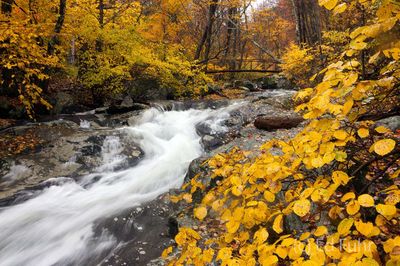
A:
376 116 400 132
96 194 177 266
234 80 258 92
254 115 304 131
107 96 150 115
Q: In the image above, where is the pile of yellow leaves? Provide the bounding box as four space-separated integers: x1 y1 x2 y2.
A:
164 0 400 265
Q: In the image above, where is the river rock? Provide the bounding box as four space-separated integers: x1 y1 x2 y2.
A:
376 115 400 131
255 76 278 90
254 115 304 131
52 92 74 114
234 80 258 91
0 120 144 202
184 157 208 184
107 102 150 115
201 134 224 151
273 74 296 90
90 193 178 266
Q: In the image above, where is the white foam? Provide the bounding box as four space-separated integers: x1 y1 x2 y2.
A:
2 164 31 185
79 120 91 129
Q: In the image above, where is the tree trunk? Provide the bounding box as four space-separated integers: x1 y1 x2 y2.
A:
194 0 218 62
1 0 13 14
96 0 105 52
291 0 321 46
48 0 67 55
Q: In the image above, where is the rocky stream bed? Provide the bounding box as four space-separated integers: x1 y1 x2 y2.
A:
1 88 398 266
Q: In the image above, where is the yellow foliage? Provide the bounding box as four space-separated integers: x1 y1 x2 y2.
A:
373 139 396 156
0 14 58 118
358 194 374 207
280 43 314 87
163 0 400 264
194 206 207 220
273 214 284 234
293 199 311 217
357 128 369 138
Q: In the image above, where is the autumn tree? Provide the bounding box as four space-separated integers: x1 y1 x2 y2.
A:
0 0 62 117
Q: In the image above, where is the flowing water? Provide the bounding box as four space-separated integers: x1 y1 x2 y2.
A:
0 104 241 266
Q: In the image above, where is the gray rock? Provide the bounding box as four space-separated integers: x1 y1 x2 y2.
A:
184 157 208 183
53 92 75 114
274 74 296 90
120 95 134 107
107 103 150 115
95 193 178 266
233 80 258 91
201 135 223 151
0 120 144 202
255 76 278 90
223 82 233 89
376 116 400 131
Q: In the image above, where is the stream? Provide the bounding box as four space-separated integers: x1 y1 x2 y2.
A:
0 103 243 266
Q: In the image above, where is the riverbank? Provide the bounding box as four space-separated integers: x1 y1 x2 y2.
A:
0 87 303 265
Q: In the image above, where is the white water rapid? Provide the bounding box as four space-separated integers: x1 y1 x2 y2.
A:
0 104 241 266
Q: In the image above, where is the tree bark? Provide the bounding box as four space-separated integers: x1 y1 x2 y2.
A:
96 0 105 52
291 0 321 46
1 0 13 14
48 0 67 55
194 0 218 62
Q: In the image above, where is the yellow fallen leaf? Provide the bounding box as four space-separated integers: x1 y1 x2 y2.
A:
202 249 214 263
314 226 328 237
264 190 275 202
358 194 375 207
194 206 207 220
346 199 360 215
333 2 347 14
293 199 311 217
275 245 288 259
333 130 348 140
300 232 311 241
259 255 278 266
357 128 369 138
254 227 269 244
354 220 374 237
319 0 338 10
217 247 232 261
375 126 390 134
329 205 342 220
226 219 240 234
341 192 355 202
273 214 284 234
376 204 397 218
373 139 396 156
161 246 173 258
182 193 192 203
361 258 380 266
332 171 350 185
338 218 354 236
324 244 342 259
